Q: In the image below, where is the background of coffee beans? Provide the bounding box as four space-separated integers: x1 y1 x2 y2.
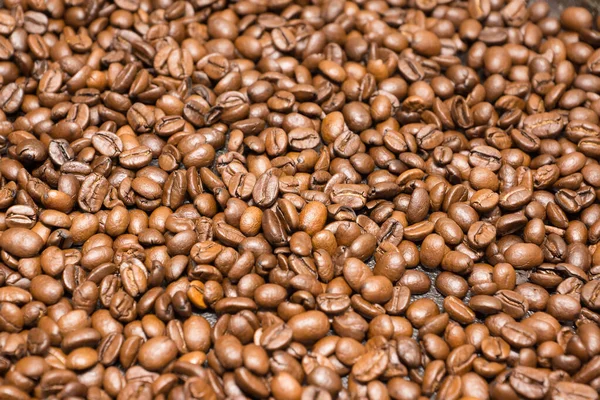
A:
3 0 600 399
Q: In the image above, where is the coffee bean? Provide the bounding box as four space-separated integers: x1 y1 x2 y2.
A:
78 173 109 213
552 381 598 400
287 311 330 345
501 321 537 348
92 131 123 158
0 1 599 397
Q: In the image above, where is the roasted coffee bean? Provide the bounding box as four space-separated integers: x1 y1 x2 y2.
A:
0 1 598 398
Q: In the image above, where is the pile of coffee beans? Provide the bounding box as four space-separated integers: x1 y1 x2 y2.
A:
2 0 600 398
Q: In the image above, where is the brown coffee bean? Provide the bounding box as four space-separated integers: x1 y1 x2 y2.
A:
288 311 330 345
504 243 544 269
0 1 597 397
137 336 178 371
0 228 44 258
